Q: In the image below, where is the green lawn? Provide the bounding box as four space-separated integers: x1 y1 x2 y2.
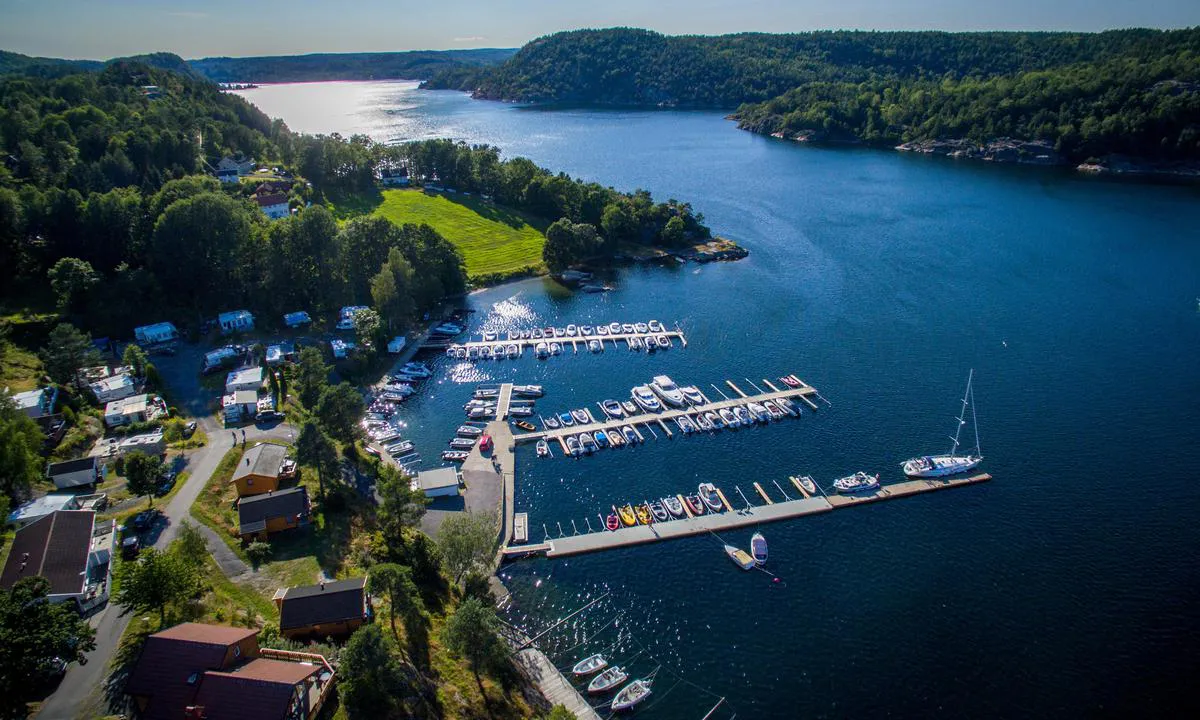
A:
372 189 547 278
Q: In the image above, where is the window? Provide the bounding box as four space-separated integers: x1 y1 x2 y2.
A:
247 478 253 486
187 672 199 685
233 645 241 658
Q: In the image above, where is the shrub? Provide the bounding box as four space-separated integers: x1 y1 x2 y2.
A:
245 541 273 567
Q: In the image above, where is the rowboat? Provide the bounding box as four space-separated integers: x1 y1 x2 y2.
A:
611 678 652 711
617 504 637 527
684 494 706 515
634 503 652 525
751 532 768 565
725 544 755 570
544 415 560 429
572 653 608 676
588 666 627 694
514 420 536 431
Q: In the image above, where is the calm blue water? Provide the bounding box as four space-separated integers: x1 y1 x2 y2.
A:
238 82 1200 718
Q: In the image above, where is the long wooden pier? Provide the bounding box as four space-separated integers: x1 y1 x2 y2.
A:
504 474 991 560
429 328 686 355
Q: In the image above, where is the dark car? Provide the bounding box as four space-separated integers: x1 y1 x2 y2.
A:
131 509 160 531
256 410 285 423
183 420 197 438
156 469 177 496
121 536 141 559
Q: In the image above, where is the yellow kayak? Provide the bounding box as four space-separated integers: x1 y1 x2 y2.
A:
618 504 638 527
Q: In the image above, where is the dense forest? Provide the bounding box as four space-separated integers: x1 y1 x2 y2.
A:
0 56 708 338
189 48 515 83
424 27 1200 163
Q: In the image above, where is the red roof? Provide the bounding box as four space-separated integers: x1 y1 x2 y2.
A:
125 624 258 720
254 193 288 207
191 660 317 720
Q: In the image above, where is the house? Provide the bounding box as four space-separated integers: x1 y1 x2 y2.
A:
283 311 311 329
125 623 335 720
8 493 80 528
218 310 255 334
222 390 259 425
203 346 241 373
47 456 102 490
134 322 179 346
265 344 296 366
231 442 288 497
104 393 165 427
141 85 162 99
379 166 409 186
414 467 461 498
216 156 256 179
225 367 264 394
274 577 371 640
335 306 368 331
0 510 116 611
12 386 58 419
118 431 166 458
329 339 355 359
254 192 290 220
237 486 310 539
386 336 407 354
90 370 138 404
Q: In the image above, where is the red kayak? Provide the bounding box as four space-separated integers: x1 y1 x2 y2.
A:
606 513 620 531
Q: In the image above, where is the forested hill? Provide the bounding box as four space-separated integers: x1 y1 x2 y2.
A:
423 27 1200 106
189 48 516 83
0 50 102 78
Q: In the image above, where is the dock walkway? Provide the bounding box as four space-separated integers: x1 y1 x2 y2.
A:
441 329 685 354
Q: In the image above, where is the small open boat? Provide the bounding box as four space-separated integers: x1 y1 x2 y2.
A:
579 433 597 454
606 513 620 531
622 425 639 444
449 437 476 449
705 411 723 429
612 678 652 711
588 666 627 694
635 503 652 525
751 532 768 565
566 436 581 457
456 425 483 437
608 430 625 447
571 408 591 425
699 483 723 512
559 412 575 426
725 544 755 570
544 415 560 429
536 439 550 458
609 322 622 334
781 375 801 387
684 494 706 515
441 450 469 462
572 653 608 676
621 400 639 415
594 430 609 448
601 399 625 418
798 475 818 494
663 496 685 518
514 420 536 431
647 499 669 522
617 504 637 527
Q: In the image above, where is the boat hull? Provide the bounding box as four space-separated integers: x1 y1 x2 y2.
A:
902 455 982 478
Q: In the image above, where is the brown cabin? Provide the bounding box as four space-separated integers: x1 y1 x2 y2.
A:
274 577 371 641
231 443 287 497
237 486 309 540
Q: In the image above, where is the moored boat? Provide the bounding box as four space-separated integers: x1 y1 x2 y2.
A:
441 450 469 462
764 400 785 420
621 425 639 444
571 408 591 425
449 437 476 449
589 666 628 694
508 406 534 417
649 375 686 407
725 544 756 570
684 494 706 515
776 397 799 416
514 420 536 431
628 336 643 351
572 653 608 676
698 482 723 512
902 370 984 478
594 430 609 448
635 503 652 525
781 375 801 387
608 429 625 447
694 413 713 431
609 322 622 334
833 471 880 494
559 412 575 426
648 499 669 522
565 435 581 456
718 408 738 427
705 411 723 429
456 425 483 437
550 342 563 355
588 339 603 353
751 532 768 565
601 399 625 418
747 403 770 422
566 324 578 336
621 323 635 334
536 439 550 458
513 384 544 397
798 475 818 494
544 415 560 429
617 504 637 527
579 433 597 454
634 322 649 334
663 495 685 518
648 319 664 333
681 385 705 405
611 679 652 712
631 385 662 412
621 400 638 415
606 513 620 531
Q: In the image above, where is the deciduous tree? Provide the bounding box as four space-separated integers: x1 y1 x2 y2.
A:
367 563 424 643
0 394 43 501
339 625 416 720
441 597 510 685
295 421 338 500
47 257 99 312
114 546 201 624
123 450 163 507
437 511 497 585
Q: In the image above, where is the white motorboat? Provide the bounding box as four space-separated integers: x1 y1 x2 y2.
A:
747 403 770 423
580 325 594 336
621 425 639 444
634 322 649 333
513 384 544 397
571 408 591 425
579 433 597 454
631 386 662 412
705 411 723 429
628 336 643 351
694 413 713 431
611 679 652 711
733 406 753 425
536 439 551 458
596 325 608 335
698 482 723 512
609 322 622 334
506 330 518 341
718 408 738 427
572 653 608 676
621 323 635 334
441 450 469 462
776 397 799 416
751 532 768 565
386 440 415 455
621 400 639 415
534 341 549 358
675 415 696 433
549 342 563 355
566 324 578 336
508 406 534 417
588 666 627 694
649 375 686 407
531 328 543 339
833 471 881 494
763 400 785 420
648 319 664 333
656 334 671 349
474 388 499 399
565 435 581 457
457 425 483 437
588 339 603 353
400 361 431 377
483 331 497 342
449 437 476 449
681 385 705 405
506 343 519 358
601 399 625 418
468 407 493 419
724 545 755 571
663 495 685 518
902 370 984 478
797 475 818 494
608 429 625 447
544 415 560 429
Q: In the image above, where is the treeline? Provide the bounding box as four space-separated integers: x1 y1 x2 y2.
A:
425 27 1200 106
733 54 1200 161
190 48 515 83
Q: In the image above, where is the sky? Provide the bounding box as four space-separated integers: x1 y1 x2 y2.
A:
1 0 1196 60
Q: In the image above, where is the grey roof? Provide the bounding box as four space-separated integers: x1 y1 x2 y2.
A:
231 443 287 483
48 456 98 476
418 467 459 491
279 577 367 631
237 487 308 534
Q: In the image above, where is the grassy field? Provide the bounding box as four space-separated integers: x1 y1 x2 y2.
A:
372 189 548 278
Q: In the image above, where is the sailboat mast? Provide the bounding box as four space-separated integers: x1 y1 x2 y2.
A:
970 375 981 457
948 369 973 456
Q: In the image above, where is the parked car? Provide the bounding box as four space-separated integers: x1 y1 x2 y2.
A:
183 420 197 438
132 509 160 532
156 469 177 496
121 536 141 559
256 410 285 423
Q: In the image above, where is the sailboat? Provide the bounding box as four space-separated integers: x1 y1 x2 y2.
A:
902 370 983 478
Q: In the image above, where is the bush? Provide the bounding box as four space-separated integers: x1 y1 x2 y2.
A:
61 405 77 426
245 541 273 567
322 491 346 513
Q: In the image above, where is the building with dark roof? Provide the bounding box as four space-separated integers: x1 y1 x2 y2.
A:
274 577 371 640
231 443 288 497
0 509 116 610
237 487 309 540
47 456 101 489
126 622 334 720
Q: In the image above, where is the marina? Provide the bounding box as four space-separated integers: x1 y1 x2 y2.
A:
424 320 688 359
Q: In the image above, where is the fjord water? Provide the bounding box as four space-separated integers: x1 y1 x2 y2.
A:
239 82 1200 717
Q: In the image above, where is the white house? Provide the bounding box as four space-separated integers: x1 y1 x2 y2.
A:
336 306 369 331
379 166 409 186
222 390 259 424
47 457 102 490
133 322 178 346
225 366 264 394
215 156 255 183
203 346 240 373
104 393 164 427
254 192 290 220
117 431 166 458
414 467 460 498
11 387 58 419
330 339 356 359
218 310 254 334
283 311 311 328
90 371 137 404
0 510 116 612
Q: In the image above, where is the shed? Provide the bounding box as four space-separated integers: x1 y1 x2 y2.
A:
387 336 407 354
47 457 101 490
225 366 264 394
415 467 460 498
283 311 311 328
133 322 178 346
218 310 254 334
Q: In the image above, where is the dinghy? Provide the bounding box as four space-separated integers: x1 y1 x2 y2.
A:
621 425 639 444
572 653 608 676
544 415 560 429
612 679 652 711
588 666 627 694
536 439 550 458
606 513 620 531
514 420 536 431
621 400 639 415
571 409 590 425
634 504 653 525
725 544 756 570
751 532 768 565
456 425 483 437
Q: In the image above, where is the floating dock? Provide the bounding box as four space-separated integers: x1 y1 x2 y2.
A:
425 327 687 355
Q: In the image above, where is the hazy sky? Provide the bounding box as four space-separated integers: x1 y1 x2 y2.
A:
2 0 1196 59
